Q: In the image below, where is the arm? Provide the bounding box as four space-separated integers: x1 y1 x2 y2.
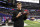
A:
23 10 29 20
12 11 21 21
23 14 27 20
12 11 17 21
16 12 21 18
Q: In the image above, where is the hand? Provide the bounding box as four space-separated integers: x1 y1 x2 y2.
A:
16 12 21 18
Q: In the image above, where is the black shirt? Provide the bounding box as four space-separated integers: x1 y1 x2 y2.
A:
12 9 27 21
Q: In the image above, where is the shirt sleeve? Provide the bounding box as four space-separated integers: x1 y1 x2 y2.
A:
23 14 27 20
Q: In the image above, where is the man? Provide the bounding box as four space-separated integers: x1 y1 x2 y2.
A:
12 2 29 27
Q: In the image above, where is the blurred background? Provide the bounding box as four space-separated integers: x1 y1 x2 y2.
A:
0 0 40 27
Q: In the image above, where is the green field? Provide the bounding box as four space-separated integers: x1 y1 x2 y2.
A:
24 20 40 27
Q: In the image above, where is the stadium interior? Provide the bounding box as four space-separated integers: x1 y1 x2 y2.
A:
0 0 40 27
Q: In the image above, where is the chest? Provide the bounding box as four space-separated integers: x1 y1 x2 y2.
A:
16 10 22 14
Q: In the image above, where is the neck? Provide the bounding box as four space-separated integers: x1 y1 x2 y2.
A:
18 8 21 10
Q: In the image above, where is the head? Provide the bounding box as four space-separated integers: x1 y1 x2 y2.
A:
17 2 22 9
